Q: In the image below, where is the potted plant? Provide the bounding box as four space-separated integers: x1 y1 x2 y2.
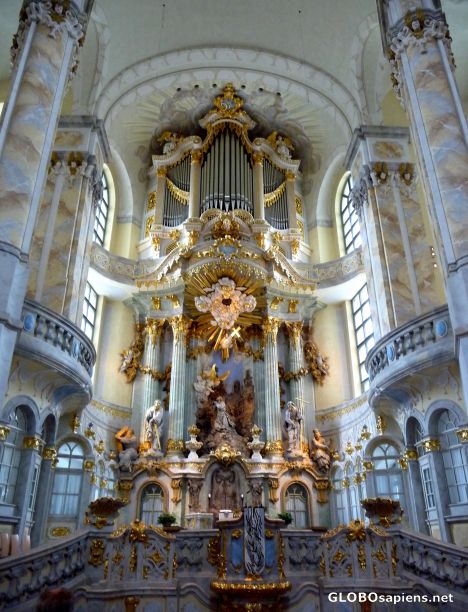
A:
157 512 178 532
277 512 293 526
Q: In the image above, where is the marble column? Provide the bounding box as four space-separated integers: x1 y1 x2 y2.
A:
27 117 109 324
138 319 165 444
30 446 56 545
252 152 265 221
379 0 468 407
0 0 92 406
285 171 298 230
346 126 443 339
262 317 283 457
188 151 202 218
167 315 191 457
285 321 307 449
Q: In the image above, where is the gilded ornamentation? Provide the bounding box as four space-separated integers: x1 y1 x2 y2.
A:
94 440 105 454
290 239 300 257
166 177 189 204
270 296 283 311
456 428 468 443
167 294 180 308
70 412 80 433
50 526 71 538
358 544 367 570
262 317 281 341
405 448 418 461
285 321 302 345
345 441 354 455
346 520 366 542
151 235 160 251
361 498 403 528
376 415 386 435
316 395 367 423
117 480 133 503
264 182 286 208
297 219 304 240
84 459 95 472
360 425 371 440
151 297 161 311
0 425 10 440
252 151 264 165
42 446 58 465
171 479 182 504
84 423 96 439
129 519 149 543
169 316 191 343
146 318 165 344
88 539 105 567
254 233 265 248
313 479 330 504
210 443 241 466
23 436 43 452
145 215 154 237
422 438 440 453
363 461 374 471
212 83 245 118
147 191 156 211
119 323 146 383
398 457 408 470
124 596 140 612
303 341 330 385
231 529 242 539
166 439 185 452
268 478 279 503
264 440 283 455
341 478 350 489
287 299 298 313
187 230 199 247
210 580 291 594
295 196 303 215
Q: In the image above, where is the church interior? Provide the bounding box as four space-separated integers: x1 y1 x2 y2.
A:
0 0 467 610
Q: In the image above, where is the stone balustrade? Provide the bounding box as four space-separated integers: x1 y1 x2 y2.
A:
1 522 466 610
394 529 468 594
18 299 96 387
0 530 88 610
366 305 453 394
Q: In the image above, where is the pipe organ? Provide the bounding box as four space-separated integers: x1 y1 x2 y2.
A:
200 129 254 215
146 84 302 245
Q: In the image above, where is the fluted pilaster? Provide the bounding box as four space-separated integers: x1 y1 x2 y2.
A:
262 317 282 456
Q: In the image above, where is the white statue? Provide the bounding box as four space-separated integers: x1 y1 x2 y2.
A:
115 426 138 471
284 400 303 453
145 399 163 453
213 396 236 432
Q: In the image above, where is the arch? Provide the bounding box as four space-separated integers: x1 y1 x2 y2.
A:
364 435 404 458
426 399 466 437
284 481 310 528
95 47 361 138
2 395 40 435
50 439 86 517
405 413 425 445
40 414 57 445
137 481 167 525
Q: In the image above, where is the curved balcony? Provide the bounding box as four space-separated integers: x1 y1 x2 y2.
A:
366 305 454 402
16 299 96 392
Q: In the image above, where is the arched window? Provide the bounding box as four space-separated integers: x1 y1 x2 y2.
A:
50 441 85 517
81 281 98 341
351 283 374 391
340 176 361 254
285 483 309 528
0 410 26 504
346 464 361 521
140 483 164 526
437 410 468 505
331 468 347 525
93 171 110 245
372 442 406 510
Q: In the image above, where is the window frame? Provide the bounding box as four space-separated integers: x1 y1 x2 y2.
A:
93 170 110 246
50 440 85 518
81 281 98 341
351 283 375 391
340 176 362 254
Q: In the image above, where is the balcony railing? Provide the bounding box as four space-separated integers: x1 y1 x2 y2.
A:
366 305 453 390
17 299 96 388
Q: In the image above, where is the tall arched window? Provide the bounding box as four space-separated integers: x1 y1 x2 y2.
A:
50 441 85 517
140 483 164 525
437 410 468 505
81 281 98 341
340 176 362 254
93 171 110 246
285 483 309 527
351 283 374 391
372 442 406 511
0 410 26 504
331 468 347 525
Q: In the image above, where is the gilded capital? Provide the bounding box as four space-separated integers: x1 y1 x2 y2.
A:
169 315 191 342
23 436 43 452
0 425 10 441
42 446 57 461
146 318 165 344
422 438 440 453
252 152 264 165
285 321 303 345
456 428 468 443
191 150 203 164
262 316 281 341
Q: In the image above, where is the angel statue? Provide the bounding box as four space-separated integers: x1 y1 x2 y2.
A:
284 400 303 453
311 429 331 473
145 399 163 454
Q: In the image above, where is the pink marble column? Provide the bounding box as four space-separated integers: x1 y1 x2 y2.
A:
0 0 92 406
379 0 468 406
